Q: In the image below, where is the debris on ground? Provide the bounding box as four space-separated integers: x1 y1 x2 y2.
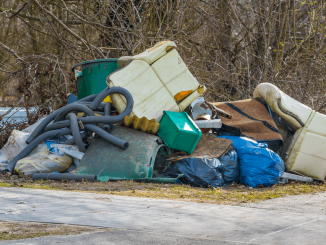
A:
0 40 325 192
0 221 109 241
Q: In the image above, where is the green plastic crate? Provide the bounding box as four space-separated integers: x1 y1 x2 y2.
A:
158 111 202 154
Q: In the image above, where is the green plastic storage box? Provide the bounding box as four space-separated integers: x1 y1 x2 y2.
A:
158 111 202 154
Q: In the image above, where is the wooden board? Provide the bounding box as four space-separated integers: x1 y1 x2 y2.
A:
167 135 232 162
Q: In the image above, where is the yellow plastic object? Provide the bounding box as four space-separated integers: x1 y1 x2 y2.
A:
197 85 206 94
77 112 102 118
14 151 72 175
103 95 112 103
174 90 193 102
122 115 160 134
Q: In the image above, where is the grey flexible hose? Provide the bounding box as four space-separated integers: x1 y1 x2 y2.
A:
88 86 109 110
44 87 133 132
26 104 95 144
53 104 95 123
84 124 129 149
3 128 72 173
33 173 97 181
89 87 133 111
66 113 86 152
65 132 87 145
44 115 124 132
103 102 111 132
7 86 133 174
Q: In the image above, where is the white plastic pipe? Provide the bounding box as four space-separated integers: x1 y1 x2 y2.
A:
194 119 222 129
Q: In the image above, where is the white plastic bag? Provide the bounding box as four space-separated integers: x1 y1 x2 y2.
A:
14 151 72 174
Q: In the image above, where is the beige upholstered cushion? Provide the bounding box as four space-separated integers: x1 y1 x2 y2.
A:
253 83 312 130
253 82 326 180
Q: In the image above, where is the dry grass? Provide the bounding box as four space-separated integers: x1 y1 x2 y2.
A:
0 221 109 241
1 174 326 205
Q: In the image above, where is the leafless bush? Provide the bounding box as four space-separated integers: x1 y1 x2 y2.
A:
1 0 326 145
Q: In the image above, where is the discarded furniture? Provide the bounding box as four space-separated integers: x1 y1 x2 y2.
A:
254 82 326 180
106 41 207 121
158 111 202 154
76 125 171 181
211 98 283 153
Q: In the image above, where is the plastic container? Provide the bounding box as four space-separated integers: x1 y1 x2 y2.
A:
158 111 202 154
72 59 119 99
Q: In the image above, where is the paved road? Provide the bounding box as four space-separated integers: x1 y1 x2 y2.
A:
1 188 326 244
1 229 250 245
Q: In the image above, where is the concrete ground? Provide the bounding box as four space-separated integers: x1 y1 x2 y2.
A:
1 187 326 245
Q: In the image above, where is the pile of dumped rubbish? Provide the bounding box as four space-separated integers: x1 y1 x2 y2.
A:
0 41 323 188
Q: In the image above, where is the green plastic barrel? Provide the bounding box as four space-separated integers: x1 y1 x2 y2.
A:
72 59 119 99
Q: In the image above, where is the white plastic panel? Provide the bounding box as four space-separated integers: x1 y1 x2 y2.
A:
119 41 177 65
134 87 179 121
152 49 199 97
109 60 175 120
108 42 202 121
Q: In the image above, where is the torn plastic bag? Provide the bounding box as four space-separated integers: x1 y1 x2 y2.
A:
163 158 224 188
219 149 239 185
14 150 72 175
218 136 284 188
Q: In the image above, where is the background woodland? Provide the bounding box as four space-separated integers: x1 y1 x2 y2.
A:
1 0 326 145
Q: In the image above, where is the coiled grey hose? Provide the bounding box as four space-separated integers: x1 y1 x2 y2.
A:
67 113 86 152
4 86 134 174
84 124 129 149
53 103 95 123
26 104 95 144
103 102 111 132
44 87 134 132
89 86 109 110
3 128 72 173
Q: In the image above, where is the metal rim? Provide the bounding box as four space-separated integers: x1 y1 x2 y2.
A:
72 59 118 72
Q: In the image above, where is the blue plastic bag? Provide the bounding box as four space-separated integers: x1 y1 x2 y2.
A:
219 150 239 185
163 158 224 188
218 136 284 188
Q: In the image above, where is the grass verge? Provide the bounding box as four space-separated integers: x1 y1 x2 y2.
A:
1 175 326 205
